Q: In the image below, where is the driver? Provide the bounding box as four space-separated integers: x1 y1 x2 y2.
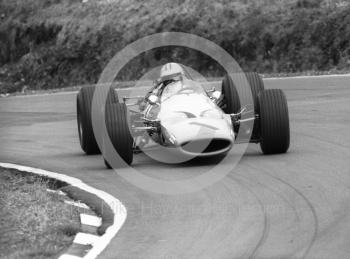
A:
136 63 187 147
140 63 186 112
148 62 186 99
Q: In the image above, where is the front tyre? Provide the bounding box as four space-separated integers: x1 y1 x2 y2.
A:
76 86 118 154
258 89 290 154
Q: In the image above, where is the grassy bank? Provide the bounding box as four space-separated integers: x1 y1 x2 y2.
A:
0 0 349 94
0 168 80 259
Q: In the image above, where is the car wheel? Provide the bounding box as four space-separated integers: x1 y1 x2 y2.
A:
76 85 118 154
258 89 290 154
221 73 240 113
221 72 264 114
221 72 264 138
104 103 133 167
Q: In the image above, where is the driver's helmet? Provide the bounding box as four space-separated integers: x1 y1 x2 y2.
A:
159 63 185 86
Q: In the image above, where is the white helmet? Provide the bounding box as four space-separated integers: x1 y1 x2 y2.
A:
160 62 185 79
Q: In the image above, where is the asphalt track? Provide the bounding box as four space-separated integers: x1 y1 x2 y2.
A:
1 75 350 259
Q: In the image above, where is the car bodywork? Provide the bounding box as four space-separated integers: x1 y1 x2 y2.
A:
126 78 238 158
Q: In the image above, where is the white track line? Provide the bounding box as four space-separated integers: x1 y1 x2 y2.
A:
0 162 127 259
2 91 80 98
58 255 83 259
64 200 90 210
264 73 350 80
80 214 102 227
4 73 349 99
74 233 100 246
46 188 67 196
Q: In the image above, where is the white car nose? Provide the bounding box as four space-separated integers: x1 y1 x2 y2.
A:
162 118 234 147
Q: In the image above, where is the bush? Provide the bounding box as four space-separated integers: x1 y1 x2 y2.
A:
0 0 349 93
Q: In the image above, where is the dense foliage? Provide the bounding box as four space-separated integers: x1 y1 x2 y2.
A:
0 0 349 93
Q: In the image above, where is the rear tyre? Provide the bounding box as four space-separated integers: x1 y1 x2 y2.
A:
104 103 133 167
258 89 290 154
221 72 264 114
221 72 264 138
220 73 240 113
76 86 118 154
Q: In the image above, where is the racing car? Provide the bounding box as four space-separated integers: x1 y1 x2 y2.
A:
76 63 290 168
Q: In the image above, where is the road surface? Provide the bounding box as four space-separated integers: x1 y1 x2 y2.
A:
1 75 350 259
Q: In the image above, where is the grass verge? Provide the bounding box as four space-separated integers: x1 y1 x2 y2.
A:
0 168 80 259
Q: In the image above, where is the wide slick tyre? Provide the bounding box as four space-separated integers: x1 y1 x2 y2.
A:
76 86 118 154
221 72 264 139
104 103 133 167
221 72 264 114
258 89 290 154
221 73 240 113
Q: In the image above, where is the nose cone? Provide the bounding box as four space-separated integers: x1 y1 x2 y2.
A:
162 118 234 156
163 118 232 144
156 88 234 156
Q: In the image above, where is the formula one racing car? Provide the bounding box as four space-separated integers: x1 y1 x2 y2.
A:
76 63 290 168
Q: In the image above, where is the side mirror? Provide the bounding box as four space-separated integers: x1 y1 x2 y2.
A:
211 90 222 100
148 94 159 105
